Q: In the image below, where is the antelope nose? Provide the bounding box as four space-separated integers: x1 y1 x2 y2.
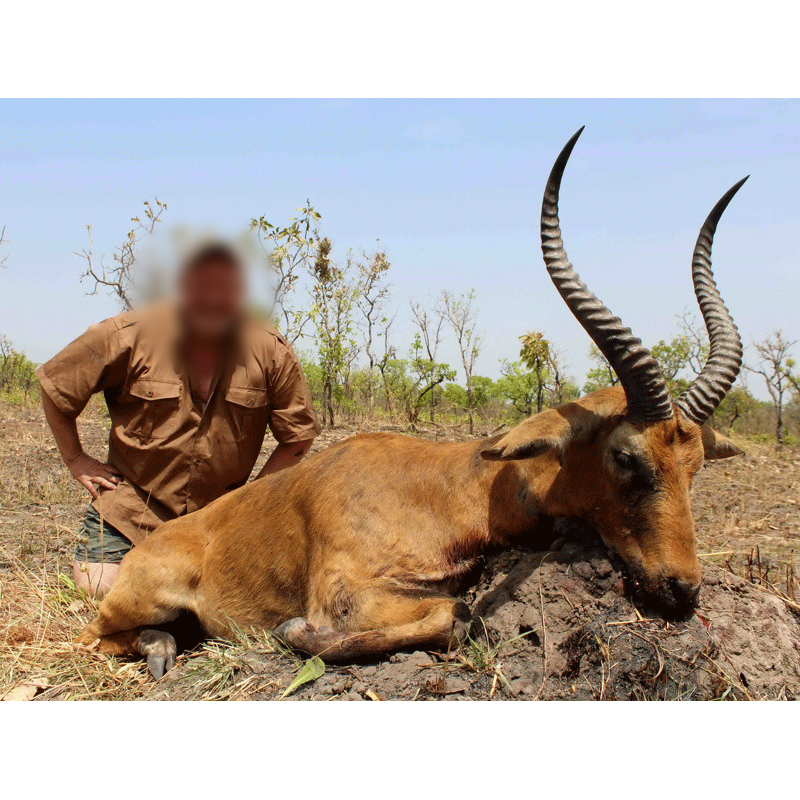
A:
669 577 701 607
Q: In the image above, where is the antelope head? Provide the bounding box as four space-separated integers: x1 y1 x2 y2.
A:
486 128 747 613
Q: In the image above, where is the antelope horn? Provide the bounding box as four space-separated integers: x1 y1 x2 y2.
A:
675 178 748 424
541 128 673 422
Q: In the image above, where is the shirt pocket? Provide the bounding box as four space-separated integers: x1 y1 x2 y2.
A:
222 385 270 444
123 378 183 441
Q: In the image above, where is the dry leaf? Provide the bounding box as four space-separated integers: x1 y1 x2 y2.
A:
1 678 49 701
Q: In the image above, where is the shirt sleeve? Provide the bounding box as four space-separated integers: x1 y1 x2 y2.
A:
36 318 129 417
267 342 322 444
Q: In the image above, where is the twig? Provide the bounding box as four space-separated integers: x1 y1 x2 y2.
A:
534 552 553 701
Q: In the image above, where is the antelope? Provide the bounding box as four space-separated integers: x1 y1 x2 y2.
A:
76 129 748 678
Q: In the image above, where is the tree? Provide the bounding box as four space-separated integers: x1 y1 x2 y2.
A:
519 331 554 414
747 331 798 444
496 360 541 417
309 239 359 428
250 200 321 346
407 332 456 426
0 336 38 403
470 375 497 410
544 345 578 406
714 385 757 431
0 226 8 268
438 289 482 434
650 336 693 395
442 376 495 417
676 309 710 377
378 355 413 422
409 300 454 423
583 327 697 397
77 198 167 310
355 249 392 418
583 344 618 394
375 312 399 421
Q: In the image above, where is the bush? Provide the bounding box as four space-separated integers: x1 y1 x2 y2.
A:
0 336 39 405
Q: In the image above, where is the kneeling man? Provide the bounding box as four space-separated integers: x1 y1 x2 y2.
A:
38 242 320 596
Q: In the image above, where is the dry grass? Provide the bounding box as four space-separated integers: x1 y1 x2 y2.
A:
0 544 303 701
0 545 147 701
692 437 800 598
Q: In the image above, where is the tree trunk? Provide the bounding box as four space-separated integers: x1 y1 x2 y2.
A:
367 360 375 419
536 361 544 413
324 377 335 428
378 365 394 422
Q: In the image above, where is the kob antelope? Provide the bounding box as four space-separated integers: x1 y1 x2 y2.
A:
77 129 748 677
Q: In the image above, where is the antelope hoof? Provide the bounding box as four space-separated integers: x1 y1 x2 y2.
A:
137 629 177 680
452 602 472 644
452 617 471 645
274 617 316 649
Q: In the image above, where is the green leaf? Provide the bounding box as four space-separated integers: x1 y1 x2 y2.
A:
280 656 325 699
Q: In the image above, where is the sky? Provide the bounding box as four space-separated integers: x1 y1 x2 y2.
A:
1 99 797 400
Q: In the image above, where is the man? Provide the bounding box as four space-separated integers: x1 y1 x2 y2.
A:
38 241 321 597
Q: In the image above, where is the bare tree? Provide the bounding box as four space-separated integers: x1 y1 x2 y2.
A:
355 249 391 418
677 309 710 377
0 226 8 268
747 331 798 444
77 198 167 310
547 345 575 406
438 289 482 434
250 200 320 346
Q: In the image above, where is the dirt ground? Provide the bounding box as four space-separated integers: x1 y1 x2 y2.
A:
1 402 799 701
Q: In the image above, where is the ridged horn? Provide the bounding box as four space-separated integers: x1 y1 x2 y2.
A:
541 127 673 422
675 178 748 424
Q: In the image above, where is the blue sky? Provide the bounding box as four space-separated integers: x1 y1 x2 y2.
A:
1 99 797 398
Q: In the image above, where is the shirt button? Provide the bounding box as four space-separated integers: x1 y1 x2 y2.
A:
147 390 153 397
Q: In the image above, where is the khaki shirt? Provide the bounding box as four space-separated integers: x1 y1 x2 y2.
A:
37 304 321 544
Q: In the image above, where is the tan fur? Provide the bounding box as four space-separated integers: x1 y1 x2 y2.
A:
77 386 742 663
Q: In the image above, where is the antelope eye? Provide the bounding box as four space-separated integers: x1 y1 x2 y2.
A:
613 450 638 472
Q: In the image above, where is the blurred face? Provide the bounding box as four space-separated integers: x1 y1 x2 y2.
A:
179 257 244 341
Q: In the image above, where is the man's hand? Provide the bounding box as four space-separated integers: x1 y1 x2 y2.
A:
41 390 122 500
66 452 121 499
255 439 314 480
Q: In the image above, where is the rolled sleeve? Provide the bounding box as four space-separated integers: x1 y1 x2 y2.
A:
267 344 321 444
36 319 128 417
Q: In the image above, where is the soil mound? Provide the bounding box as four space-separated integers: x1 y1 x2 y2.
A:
464 523 800 700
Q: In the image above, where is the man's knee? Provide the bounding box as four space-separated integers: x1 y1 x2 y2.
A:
73 560 120 598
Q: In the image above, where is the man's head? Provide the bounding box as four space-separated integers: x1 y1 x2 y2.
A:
178 241 245 341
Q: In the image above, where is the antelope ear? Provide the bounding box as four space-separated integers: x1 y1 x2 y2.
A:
701 424 744 460
481 404 598 461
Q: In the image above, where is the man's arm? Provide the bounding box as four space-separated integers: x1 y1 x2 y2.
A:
255 438 314 479
258 335 321 479
42 389 120 499
36 317 130 499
